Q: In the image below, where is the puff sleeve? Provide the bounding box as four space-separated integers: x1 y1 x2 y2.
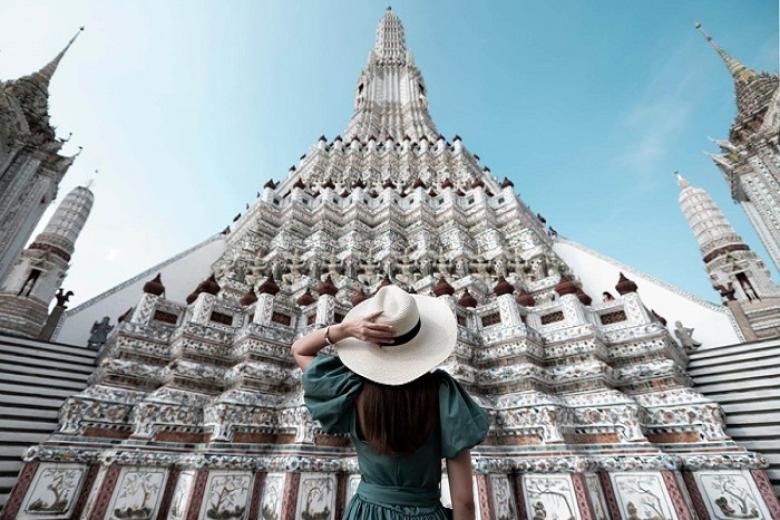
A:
438 371 491 459
302 354 363 435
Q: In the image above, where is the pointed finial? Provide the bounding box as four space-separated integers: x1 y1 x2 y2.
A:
694 21 755 83
36 26 84 85
82 169 97 190
674 170 689 189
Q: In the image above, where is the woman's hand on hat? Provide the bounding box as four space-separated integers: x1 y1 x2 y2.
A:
339 310 395 346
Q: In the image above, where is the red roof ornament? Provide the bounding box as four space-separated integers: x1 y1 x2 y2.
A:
143 273 165 296
575 288 592 305
296 288 316 306
257 274 280 296
118 306 134 323
458 289 477 308
322 179 336 189
239 287 258 306
293 178 306 190
651 309 668 326
615 272 638 295
471 178 485 188
263 179 277 189
433 276 455 297
412 178 427 189
516 289 535 307
382 179 396 189
378 275 393 289
317 275 338 296
500 177 514 189
493 276 515 296
441 178 454 189
554 274 578 296
186 273 221 304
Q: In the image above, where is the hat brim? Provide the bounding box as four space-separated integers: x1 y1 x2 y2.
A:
335 293 457 385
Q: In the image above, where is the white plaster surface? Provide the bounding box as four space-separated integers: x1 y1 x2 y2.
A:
554 238 741 349
55 235 226 346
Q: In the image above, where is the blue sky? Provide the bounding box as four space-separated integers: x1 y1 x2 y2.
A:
0 1 777 306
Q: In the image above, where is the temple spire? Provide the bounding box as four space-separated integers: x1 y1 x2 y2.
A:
35 26 84 87
373 7 407 64
694 22 756 83
675 171 689 190
343 9 438 141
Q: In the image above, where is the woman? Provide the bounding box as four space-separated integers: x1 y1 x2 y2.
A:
292 285 490 520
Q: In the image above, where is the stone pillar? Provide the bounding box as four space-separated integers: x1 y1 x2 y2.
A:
750 468 780 519
190 292 216 325
247 471 266 520
681 470 711 520
661 471 693 520
37 300 67 340
0 461 39 520
511 472 528 520
253 293 275 325
597 471 621 520
87 464 121 520
475 474 493 520
130 292 162 325
185 469 209 520
280 472 301 520
571 473 597 520
496 293 525 328
156 466 181 520
335 472 349 519
315 294 335 325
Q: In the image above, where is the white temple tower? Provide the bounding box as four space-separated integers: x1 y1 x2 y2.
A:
0 29 82 282
0 184 94 338
677 172 780 339
696 23 780 272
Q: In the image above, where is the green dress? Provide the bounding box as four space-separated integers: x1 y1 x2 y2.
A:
302 354 490 520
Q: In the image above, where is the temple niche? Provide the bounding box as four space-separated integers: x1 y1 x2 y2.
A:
3 8 780 520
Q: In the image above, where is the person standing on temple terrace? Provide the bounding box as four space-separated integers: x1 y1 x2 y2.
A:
292 285 490 520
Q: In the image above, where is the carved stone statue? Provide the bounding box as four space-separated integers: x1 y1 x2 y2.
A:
88 316 114 351
674 321 702 352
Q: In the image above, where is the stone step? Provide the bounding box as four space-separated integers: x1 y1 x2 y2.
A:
726 424 780 439
0 372 85 391
0 344 95 366
0 419 58 432
721 399 780 414
692 366 780 385
0 352 94 374
0 461 22 473
688 354 780 377
0 393 68 409
0 362 91 382
688 345 780 368
723 412 780 425
0 446 28 458
0 382 75 399
0 334 97 359
0 406 59 420
702 387 780 403
694 377 780 395
0 431 50 443
690 339 780 359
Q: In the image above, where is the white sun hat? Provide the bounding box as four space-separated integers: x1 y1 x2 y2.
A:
336 285 457 385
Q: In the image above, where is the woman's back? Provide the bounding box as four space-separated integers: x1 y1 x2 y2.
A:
302 354 490 518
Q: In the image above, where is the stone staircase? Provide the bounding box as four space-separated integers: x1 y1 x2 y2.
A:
0 333 96 510
689 337 780 496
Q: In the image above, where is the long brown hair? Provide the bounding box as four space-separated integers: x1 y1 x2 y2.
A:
356 371 440 456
